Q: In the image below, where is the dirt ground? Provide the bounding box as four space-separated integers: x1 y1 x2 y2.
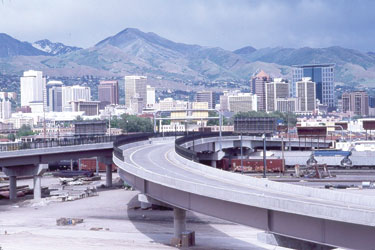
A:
0 174 287 250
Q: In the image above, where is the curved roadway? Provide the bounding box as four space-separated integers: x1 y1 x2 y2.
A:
115 138 375 249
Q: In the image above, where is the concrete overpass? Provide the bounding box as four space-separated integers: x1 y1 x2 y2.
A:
0 136 116 200
2 133 375 248
114 133 375 249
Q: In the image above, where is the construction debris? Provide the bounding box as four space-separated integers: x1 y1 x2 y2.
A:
56 217 84 226
48 175 100 201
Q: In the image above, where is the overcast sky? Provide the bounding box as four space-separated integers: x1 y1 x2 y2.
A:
0 0 374 52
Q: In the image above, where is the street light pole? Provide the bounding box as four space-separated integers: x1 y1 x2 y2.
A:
219 111 222 150
240 132 243 174
263 133 267 178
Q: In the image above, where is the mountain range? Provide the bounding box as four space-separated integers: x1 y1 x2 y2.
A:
1 28 375 87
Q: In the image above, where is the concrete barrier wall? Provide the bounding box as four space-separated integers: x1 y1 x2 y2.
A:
174 150 375 209
113 148 375 227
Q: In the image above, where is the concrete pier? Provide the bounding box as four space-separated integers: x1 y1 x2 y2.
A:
33 175 42 200
210 160 217 168
106 164 112 187
9 176 17 200
171 207 186 245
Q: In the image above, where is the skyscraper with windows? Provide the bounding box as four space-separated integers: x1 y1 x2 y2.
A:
61 85 91 112
125 76 147 112
98 80 119 108
196 91 215 109
292 64 335 109
265 78 289 112
296 77 316 112
342 91 369 116
251 70 271 111
46 80 63 112
20 70 46 108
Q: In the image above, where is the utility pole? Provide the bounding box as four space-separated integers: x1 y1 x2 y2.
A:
263 134 267 178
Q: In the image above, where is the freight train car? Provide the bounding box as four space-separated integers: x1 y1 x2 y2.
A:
230 158 284 173
79 158 117 172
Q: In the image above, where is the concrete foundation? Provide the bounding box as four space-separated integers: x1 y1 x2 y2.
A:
9 176 17 200
106 164 112 187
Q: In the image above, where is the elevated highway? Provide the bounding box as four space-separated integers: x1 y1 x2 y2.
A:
114 133 375 249
0 136 116 200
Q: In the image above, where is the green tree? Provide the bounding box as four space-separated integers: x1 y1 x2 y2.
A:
207 111 231 126
118 114 153 133
16 125 35 138
7 133 15 141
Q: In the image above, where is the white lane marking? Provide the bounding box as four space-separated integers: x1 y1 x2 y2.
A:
116 144 375 217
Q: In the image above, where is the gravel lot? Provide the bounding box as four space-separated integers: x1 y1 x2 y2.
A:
0 175 287 250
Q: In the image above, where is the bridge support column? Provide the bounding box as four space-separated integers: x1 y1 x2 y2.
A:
171 207 186 246
106 164 112 188
211 160 217 168
33 176 42 200
33 164 48 200
9 176 17 200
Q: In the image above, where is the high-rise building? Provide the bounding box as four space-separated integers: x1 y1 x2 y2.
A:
265 78 289 112
46 81 63 112
342 91 369 116
228 93 257 113
276 98 299 113
0 99 11 119
125 76 147 111
98 80 119 108
62 85 91 112
292 64 335 108
251 70 271 111
20 70 46 107
146 85 155 108
71 100 100 116
296 77 316 112
196 91 215 109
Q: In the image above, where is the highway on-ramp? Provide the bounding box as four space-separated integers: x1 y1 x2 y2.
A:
115 139 375 249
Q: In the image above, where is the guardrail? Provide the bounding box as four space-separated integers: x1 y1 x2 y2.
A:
0 136 118 152
175 132 234 161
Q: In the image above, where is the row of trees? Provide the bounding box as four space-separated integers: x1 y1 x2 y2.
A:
110 114 153 133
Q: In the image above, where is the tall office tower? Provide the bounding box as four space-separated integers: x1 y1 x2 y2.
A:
46 81 63 112
292 64 335 108
125 76 147 110
146 85 155 108
0 99 11 119
98 80 119 108
296 77 316 112
265 78 289 112
228 93 257 113
342 91 369 116
276 98 298 113
71 100 100 116
196 91 215 109
20 70 46 107
251 70 271 111
61 85 91 112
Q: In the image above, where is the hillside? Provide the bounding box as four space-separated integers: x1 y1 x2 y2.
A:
0 28 375 86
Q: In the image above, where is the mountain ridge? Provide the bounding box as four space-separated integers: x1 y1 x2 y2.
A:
1 28 375 86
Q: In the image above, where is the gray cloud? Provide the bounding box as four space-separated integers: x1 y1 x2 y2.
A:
0 0 374 51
